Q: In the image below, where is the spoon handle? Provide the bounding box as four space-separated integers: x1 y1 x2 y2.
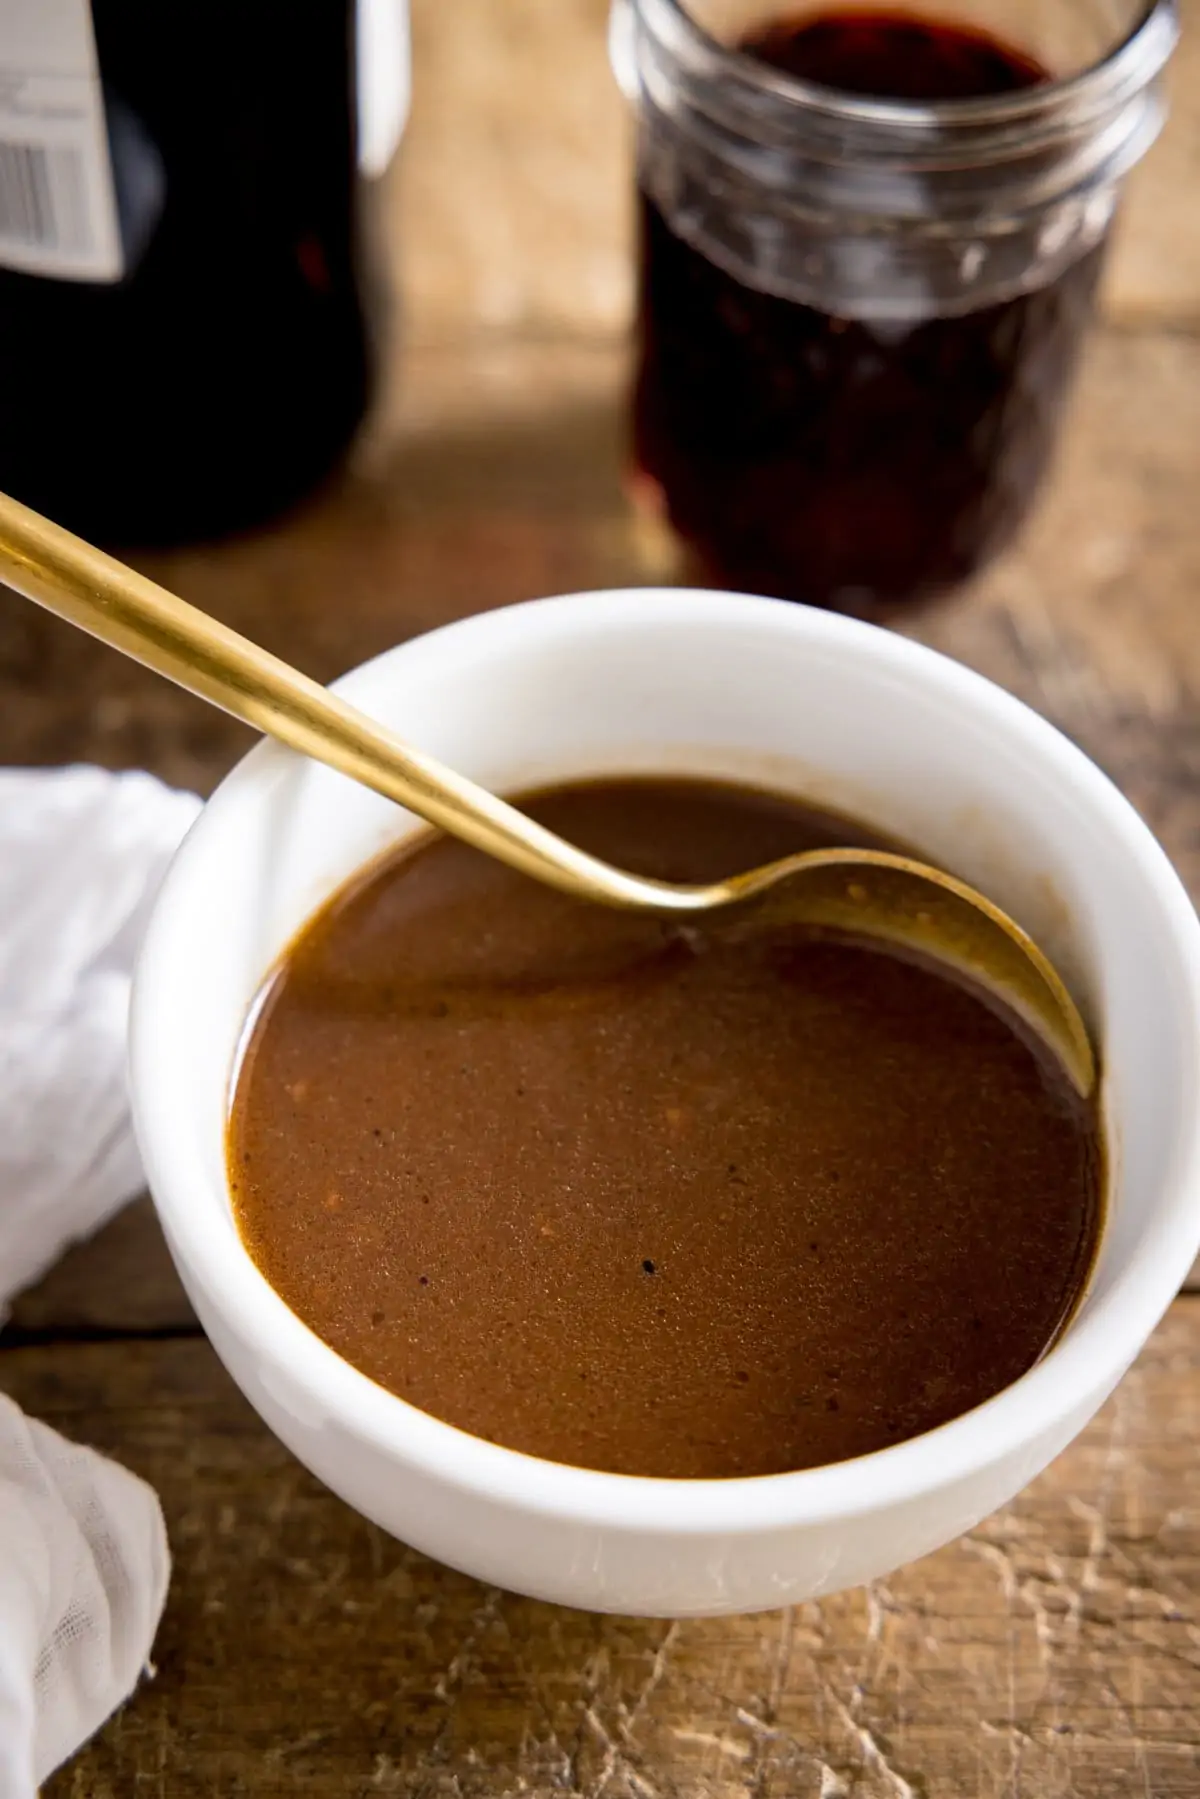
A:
0 489 685 911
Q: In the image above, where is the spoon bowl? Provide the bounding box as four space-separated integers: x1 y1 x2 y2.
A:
710 847 1095 1096
0 487 1094 1096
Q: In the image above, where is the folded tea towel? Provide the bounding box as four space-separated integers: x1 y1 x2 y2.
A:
0 765 200 1795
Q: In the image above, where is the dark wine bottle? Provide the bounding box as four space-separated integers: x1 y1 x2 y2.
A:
0 0 408 546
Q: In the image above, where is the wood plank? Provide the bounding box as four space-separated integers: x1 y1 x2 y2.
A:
1 1299 1195 1797
908 332 1200 904
5 1198 193 1339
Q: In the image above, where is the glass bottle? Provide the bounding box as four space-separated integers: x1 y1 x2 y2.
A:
0 0 409 546
613 0 1178 614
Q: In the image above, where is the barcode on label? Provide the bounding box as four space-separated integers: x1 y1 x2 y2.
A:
0 0 123 282
0 139 91 255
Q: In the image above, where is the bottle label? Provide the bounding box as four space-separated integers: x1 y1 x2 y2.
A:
0 0 122 282
356 0 410 177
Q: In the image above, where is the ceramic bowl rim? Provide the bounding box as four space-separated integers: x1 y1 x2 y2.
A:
130 588 1200 1536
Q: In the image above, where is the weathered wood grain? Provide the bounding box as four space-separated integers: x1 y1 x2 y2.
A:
5 1198 193 1339
2 1302 1195 1798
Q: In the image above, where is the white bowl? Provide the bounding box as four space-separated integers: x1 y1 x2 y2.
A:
131 589 1200 1617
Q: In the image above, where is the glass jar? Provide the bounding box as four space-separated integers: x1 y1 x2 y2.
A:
612 0 1178 615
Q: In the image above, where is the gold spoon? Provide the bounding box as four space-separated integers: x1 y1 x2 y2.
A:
0 489 1095 1097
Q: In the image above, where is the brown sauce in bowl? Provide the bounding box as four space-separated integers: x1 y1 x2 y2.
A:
229 778 1102 1480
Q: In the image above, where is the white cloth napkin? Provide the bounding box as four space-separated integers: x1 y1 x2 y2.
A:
0 765 201 1794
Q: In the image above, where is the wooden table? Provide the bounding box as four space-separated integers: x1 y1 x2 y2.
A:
4 4 1200 1792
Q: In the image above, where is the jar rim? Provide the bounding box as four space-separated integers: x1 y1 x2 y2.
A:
642 0 1178 128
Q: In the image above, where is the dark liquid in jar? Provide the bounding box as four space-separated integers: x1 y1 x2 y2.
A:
632 10 1107 614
